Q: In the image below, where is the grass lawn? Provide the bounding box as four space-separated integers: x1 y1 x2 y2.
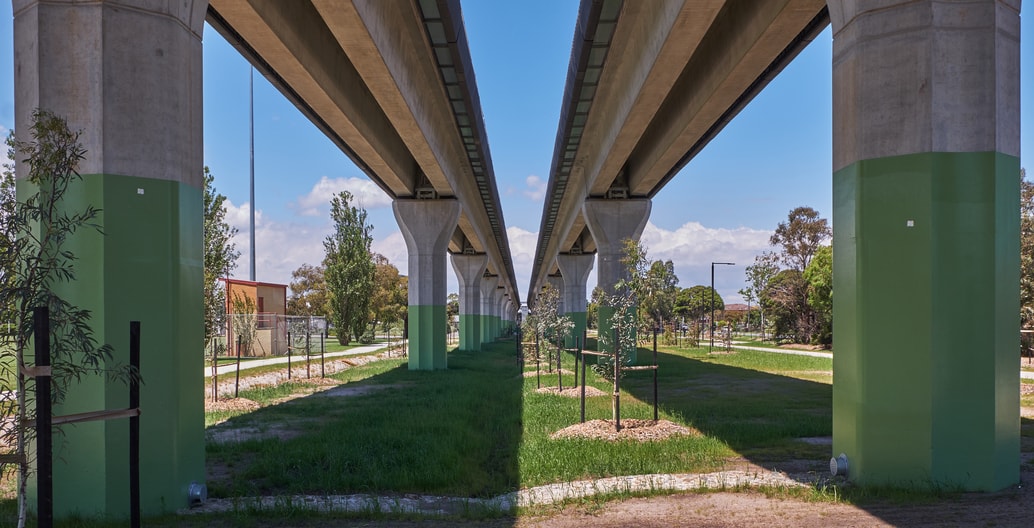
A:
9 338 1032 526
202 339 832 499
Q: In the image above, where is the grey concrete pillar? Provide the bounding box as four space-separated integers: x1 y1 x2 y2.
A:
14 0 208 517
495 287 507 338
450 253 487 352
393 199 461 370
583 198 651 360
479 274 498 344
545 274 565 314
829 0 1020 491
557 253 595 347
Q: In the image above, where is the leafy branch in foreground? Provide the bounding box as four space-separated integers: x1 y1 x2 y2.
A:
0 109 135 528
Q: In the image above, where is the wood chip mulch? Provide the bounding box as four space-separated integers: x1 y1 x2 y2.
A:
535 386 608 398
550 419 700 442
522 369 573 378
1022 383 1034 396
205 397 260 413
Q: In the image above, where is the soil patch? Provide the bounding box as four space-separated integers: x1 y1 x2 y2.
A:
779 343 827 351
206 421 310 444
551 419 698 442
205 397 260 413
318 382 411 398
535 386 608 398
523 369 574 378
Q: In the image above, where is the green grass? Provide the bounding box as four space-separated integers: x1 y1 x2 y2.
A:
8 337 1030 525
204 340 833 499
206 346 522 499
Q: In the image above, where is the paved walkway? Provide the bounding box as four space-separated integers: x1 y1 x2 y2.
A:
203 342 399 377
187 468 816 516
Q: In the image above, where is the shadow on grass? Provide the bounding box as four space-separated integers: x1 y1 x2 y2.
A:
202 340 522 524
613 342 833 475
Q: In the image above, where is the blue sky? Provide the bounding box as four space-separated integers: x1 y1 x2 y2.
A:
1 3 1032 306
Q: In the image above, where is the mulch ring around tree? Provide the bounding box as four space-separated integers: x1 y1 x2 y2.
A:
205 397 261 413
535 385 608 398
551 419 700 442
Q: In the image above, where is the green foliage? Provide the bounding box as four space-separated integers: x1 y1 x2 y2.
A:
803 245 832 345
0 110 136 525
229 292 258 356
744 251 779 339
203 166 239 344
446 292 459 329
761 269 809 342
769 206 831 272
674 285 723 322
1021 168 1034 328
639 259 679 329
530 284 574 366
286 263 329 317
324 190 374 345
592 239 648 379
370 253 406 334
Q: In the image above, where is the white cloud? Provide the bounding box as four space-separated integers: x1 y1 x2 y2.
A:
640 221 774 303
371 231 408 275
291 176 392 217
225 198 325 289
224 198 408 295
522 175 546 201
505 225 538 300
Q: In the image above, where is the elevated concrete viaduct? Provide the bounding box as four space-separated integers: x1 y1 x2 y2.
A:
529 0 1020 493
10 0 1023 519
12 0 517 518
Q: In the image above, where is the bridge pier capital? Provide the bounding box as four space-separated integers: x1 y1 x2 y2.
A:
479 274 499 344
394 199 461 370
450 253 488 352
557 253 595 347
583 198 651 361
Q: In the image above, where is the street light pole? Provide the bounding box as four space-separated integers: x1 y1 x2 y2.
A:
710 262 735 353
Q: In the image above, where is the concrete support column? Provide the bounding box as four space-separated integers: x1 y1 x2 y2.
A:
830 0 1020 491
13 0 208 517
583 198 651 362
480 275 498 345
394 199 461 370
494 288 506 339
545 274 565 314
557 253 595 347
450 253 487 352
503 299 513 333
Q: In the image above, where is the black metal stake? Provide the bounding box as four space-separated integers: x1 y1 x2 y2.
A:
306 329 311 379
535 332 541 389
211 342 218 402
35 306 53 528
234 334 242 398
573 336 579 389
580 336 586 423
129 321 141 528
287 331 292 380
320 330 326 378
613 327 621 432
557 338 562 392
653 326 659 422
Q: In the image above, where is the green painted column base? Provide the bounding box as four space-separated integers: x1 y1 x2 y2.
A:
832 151 1019 491
458 314 482 352
409 304 447 370
21 173 204 518
565 311 587 348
